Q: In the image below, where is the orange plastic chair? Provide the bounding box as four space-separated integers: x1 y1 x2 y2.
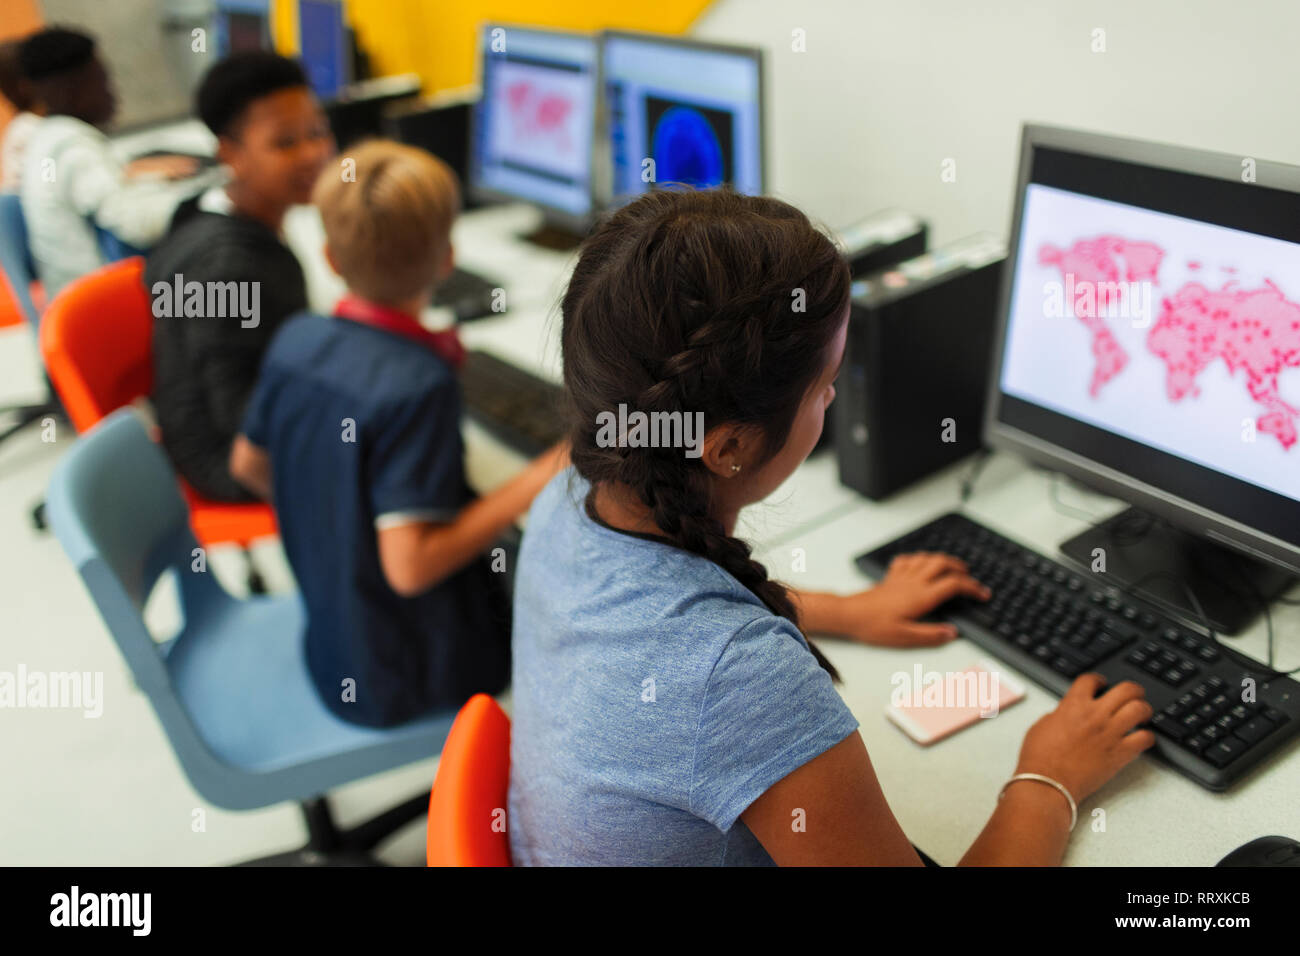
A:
39 257 278 551
426 694 513 867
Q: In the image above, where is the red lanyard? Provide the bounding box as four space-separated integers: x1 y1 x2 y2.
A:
333 294 466 370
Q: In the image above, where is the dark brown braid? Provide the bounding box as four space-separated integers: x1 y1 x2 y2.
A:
561 188 850 681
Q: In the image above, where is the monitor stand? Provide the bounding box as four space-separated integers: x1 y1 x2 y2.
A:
1058 507 1297 636
520 223 587 251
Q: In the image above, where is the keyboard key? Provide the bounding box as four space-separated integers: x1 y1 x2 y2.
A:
1084 636 1119 660
1151 713 1188 741
1233 716 1277 745
1051 656 1083 677
1216 713 1243 733
1204 736 1248 767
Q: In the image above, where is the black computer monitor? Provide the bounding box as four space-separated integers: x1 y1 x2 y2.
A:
602 31 764 202
985 124 1300 633
468 24 599 236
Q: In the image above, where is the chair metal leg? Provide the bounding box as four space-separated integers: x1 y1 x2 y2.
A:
235 791 431 866
1 400 61 535
0 400 58 444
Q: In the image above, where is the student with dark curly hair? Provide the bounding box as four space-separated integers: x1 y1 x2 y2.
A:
147 51 334 502
19 27 216 296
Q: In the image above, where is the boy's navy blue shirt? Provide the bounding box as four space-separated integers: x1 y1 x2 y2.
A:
241 311 510 728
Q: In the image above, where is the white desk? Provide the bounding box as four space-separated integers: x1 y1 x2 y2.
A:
753 451 1300 866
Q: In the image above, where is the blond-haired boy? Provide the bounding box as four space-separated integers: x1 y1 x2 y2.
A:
231 140 565 727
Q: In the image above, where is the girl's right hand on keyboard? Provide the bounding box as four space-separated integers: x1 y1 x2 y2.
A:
1015 672 1156 803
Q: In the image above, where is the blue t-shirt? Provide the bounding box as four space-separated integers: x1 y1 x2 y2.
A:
241 313 510 728
508 471 860 865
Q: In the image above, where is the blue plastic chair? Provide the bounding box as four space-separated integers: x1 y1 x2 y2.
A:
46 408 458 864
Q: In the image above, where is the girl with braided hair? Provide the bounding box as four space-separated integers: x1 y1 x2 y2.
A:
508 188 1156 866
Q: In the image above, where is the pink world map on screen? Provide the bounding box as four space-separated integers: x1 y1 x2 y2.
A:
1038 235 1300 450
505 81 574 154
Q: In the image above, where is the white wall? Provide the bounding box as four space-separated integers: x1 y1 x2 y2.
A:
692 0 1300 246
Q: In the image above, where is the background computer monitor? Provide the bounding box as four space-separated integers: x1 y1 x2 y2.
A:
985 124 1300 630
602 31 764 202
298 0 350 100
469 24 599 234
214 0 271 57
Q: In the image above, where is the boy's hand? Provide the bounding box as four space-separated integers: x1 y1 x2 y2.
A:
843 551 990 646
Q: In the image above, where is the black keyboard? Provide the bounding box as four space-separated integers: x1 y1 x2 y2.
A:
459 350 566 457
857 512 1300 791
434 267 503 322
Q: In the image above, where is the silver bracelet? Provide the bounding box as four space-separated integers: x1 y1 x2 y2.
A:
999 773 1078 831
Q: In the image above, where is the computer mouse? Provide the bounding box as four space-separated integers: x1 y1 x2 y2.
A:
1216 835 1300 867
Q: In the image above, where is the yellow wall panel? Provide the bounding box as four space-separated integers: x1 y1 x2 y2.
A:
281 0 713 95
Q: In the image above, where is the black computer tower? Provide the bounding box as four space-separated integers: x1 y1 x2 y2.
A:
832 210 928 279
324 76 422 148
811 211 929 453
384 97 479 208
835 236 1006 499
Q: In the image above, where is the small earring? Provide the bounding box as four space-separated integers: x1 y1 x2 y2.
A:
730 464 742 473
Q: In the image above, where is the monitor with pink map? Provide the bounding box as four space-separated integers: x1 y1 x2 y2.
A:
988 125 1300 624
470 25 598 229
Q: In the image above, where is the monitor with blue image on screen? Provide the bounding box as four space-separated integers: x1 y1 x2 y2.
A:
602 31 764 201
